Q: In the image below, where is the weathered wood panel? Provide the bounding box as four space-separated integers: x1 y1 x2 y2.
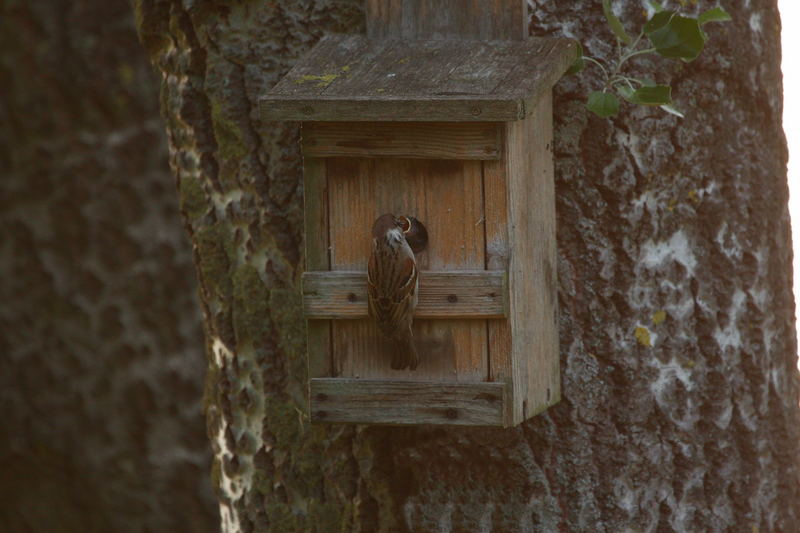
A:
260 35 577 122
302 270 507 319
302 122 502 160
483 154 514 389
265 96 522 123
365 0 526 41
303 158 332 379
310 378 508 426
327 157 488 381
505 92 560 424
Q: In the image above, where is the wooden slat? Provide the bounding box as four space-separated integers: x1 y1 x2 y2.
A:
365 0 404 41
310 378 508 426
264 96 522 123
505 92 560 424
303 157 332 379
303 270 507 319
365 0 527 42
260 36 577 122
327 157 488 382
302 122 502 160
483 156 514 394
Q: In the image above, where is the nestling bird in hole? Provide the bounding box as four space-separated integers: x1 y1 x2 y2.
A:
367 214 428 370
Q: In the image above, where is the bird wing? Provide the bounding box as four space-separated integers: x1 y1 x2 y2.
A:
367 241 417 333
387 255 417 329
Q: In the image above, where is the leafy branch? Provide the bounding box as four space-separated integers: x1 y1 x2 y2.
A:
570 1 732 118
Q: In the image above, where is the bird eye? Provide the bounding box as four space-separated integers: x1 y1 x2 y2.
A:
398 216 411 233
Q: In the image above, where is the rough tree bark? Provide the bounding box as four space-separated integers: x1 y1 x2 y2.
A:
0 1 215 531
135 0 799 531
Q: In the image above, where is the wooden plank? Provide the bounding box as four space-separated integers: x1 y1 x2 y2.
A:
365 0 404 41
263 96 522 123
328 38 477 102
302 270 507 319
302 122 502 160
260 36 578 122
365 0 527 42
483 155 514 408
505 92 560 424
310 378 508 426
303 157 331 379
496 39 577 119
438 39 530 96
268 34 373 99
327 157 488 382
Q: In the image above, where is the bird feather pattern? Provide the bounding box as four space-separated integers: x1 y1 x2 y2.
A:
367 215 420 370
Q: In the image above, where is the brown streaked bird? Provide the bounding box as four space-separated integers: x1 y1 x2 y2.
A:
367 213 420 370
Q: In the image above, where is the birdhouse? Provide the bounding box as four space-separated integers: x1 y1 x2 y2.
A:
260 33 576 427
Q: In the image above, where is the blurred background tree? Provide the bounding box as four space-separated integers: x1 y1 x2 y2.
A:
0 1 216 531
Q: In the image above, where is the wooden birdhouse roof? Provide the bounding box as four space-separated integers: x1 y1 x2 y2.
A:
260 34 577 122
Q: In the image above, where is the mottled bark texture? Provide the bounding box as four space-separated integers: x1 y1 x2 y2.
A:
134 0 799 531
0 1 216 532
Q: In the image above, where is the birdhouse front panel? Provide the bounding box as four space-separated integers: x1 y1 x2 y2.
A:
296 101 558 427
327 157 488 382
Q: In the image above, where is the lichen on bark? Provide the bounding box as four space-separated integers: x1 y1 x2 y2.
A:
135 0 800 531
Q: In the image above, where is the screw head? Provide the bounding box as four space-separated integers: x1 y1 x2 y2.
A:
471 106 482 116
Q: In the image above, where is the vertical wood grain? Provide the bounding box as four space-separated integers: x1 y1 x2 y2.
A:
327 157 488 381
505 92 560 424
303 156 332 379
365 0 403 40
366 0 527 42
483 153 513 415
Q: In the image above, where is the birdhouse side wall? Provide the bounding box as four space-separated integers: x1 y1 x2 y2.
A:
505 93 560 424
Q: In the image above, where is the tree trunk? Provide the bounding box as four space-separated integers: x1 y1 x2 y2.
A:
134 0 800 531
0 1 215 531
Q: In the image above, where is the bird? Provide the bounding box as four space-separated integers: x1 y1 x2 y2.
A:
367 213 420 370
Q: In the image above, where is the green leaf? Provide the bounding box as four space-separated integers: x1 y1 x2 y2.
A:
644 10 675 33
660 104 685 118
566 41 585 75
648 0 664 12
645 11 707 61
616 85 635 100
698 7 732 25
587 91 620 118
616 83 672 105
603 0 633 45
626 85 672 105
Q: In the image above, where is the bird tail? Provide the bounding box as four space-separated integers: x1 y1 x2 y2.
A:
391 332 419 371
